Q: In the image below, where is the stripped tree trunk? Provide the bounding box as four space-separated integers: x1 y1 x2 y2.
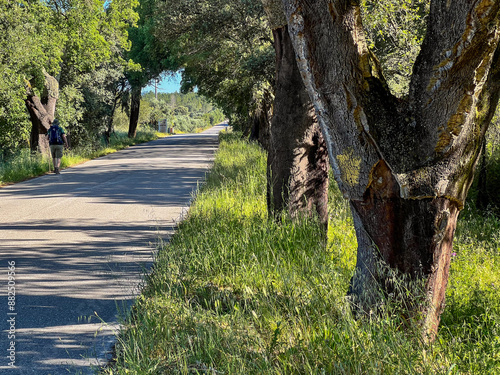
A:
262 0 329 228
128 85 141 138
25 72 59 155
281 0 500 340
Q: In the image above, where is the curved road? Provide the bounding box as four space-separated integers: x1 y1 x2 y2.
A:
0 125 223 374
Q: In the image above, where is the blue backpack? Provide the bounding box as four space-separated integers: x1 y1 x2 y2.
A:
48 125 63 145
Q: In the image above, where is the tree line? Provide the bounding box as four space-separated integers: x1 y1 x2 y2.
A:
0 0 222 157
114 91 225 133
2 0 500 341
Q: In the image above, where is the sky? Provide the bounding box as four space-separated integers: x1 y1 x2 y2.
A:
142 72 182 94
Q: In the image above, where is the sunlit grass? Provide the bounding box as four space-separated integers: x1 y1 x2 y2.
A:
0 149 52 184
102 132 500 374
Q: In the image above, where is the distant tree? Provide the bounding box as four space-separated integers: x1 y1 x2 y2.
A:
153 0 274 138
125 0 176 138
79 64 131 147
139 91 223 132
282 0 500 340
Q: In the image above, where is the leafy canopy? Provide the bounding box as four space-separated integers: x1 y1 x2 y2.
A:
361 0 429 97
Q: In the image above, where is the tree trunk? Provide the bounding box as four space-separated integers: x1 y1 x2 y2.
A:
261 0 329 227
476 140 489 210
348 160 461 336
105 94 120 145
267 25 329 227
249 96 272 152
25 72 59 155
128 86 141 138
282 0 500 340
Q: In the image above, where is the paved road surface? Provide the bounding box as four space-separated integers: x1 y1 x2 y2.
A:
0 125 224 374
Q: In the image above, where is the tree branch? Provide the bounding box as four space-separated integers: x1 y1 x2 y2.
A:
25 95 51 132
408 1 500 166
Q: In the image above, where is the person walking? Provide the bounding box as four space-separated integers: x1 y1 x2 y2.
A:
47 119 69 174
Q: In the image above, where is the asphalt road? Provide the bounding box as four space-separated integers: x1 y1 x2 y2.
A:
0 125 224 374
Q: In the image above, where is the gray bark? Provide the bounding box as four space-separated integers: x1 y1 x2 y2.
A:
263 0 329 228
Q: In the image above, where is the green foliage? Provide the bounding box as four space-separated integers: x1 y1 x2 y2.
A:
71 63 129 148
104 134 500 374
0 75 31 156
134 91 225 133
56 85 85 144
125 0 176 89
361 0 429 97
0 0 64 155
55 0 139 85
173 106 189 116
152 0 274 129
52 0 140 149
441 206 500 374
0 149 52 184
0 0 139 155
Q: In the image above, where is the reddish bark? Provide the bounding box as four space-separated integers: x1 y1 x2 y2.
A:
349 160 460 335
267 25 329 227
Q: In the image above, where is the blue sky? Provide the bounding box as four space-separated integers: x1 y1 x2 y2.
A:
142 72 182 94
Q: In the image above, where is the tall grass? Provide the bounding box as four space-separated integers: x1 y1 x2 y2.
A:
103 132 499 374
0 128 161 185
0 149 52 184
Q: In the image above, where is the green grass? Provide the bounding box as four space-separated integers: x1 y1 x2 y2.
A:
103 132 500 374
0 128 162 185
0 148 53 184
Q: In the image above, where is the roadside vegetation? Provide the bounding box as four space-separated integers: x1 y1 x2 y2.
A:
113 91 225 135
0 126 161 186
2 1 500 371
102 132 500 374
0 90 223 186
